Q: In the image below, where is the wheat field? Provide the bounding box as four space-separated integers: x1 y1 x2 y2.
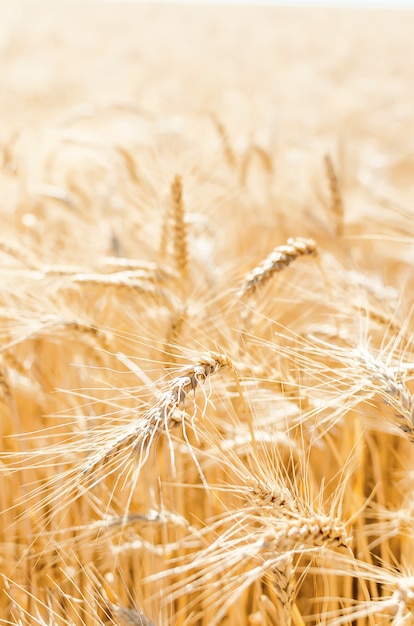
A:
1 2 414 624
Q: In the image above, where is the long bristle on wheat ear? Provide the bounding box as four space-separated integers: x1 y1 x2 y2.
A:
236 237 317 298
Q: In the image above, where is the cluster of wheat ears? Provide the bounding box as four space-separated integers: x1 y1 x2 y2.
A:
1 5 414 626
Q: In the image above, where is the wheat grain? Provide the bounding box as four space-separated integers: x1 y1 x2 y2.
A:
247 612 265 625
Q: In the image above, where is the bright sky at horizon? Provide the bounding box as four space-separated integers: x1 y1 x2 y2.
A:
95 0 414 7
113 0 414 4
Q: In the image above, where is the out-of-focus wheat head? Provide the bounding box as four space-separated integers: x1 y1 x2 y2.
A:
1 4 414 626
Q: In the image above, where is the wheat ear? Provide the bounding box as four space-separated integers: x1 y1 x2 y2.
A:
260 514 351 553
352 303 403 338
325 154 344 239
356 346 414 441
158 174 189 278
236 237 317 298
116 145 140 184
240 144 273 185
158 511 351 626
209 113 236 167
68 270 163 291
170 174 188 277
81 352 231 476
273 556 295 626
